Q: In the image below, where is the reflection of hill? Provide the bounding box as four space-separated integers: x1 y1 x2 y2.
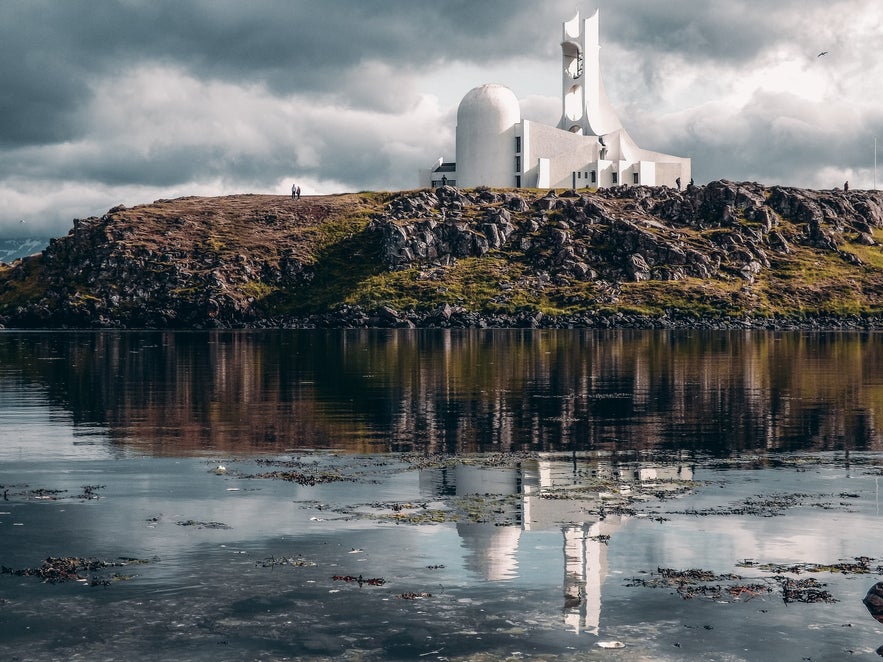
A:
1 329 883 455
0 331 381 455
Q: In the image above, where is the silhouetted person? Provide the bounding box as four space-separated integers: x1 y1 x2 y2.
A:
296 186 301 199
441 175 447 186
676 176 681 191
844 181 849 192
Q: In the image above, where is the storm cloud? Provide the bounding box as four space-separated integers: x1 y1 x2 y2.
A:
1 0 881 238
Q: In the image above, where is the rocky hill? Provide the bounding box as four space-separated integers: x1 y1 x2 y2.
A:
2 181 883 329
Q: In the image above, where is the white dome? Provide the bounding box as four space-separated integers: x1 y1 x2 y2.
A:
457 84 521 128
456 85 520 188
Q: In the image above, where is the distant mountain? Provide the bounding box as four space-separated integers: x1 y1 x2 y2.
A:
0 238 49 263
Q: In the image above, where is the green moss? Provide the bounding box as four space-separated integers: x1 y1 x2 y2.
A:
614 279 743 317
263 202 385 314
241 281 277 300
848 238 883 270
0 257 48 310
759 249 875 316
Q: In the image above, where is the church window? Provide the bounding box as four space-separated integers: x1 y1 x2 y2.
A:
612 172 618 184
590 170 596 183
633 172 639 184
515 155 521 172
515 136 521 153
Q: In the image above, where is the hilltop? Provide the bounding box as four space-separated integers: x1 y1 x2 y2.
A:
2 181 883 329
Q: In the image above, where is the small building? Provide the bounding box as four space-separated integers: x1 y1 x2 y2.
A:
419 9 690 190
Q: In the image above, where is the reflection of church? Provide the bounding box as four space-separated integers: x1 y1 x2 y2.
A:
420 457 693 634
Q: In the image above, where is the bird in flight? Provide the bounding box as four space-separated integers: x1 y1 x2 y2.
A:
817 51 829 57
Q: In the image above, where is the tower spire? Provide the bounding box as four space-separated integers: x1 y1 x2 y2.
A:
558 9 623 136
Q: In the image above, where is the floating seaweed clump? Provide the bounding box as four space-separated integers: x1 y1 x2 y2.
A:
399 451 535 471
73 484 105 500
28 488 67 500
257 556 316 568
1 556 149 585
669 492 845 517
775 576 837 604
388 508 452 524
332 574 385 586
627 563 845 604
252 470 348 486
345 494 522 525
737 556 882 575
625 567 759 601
175 519 231 529
658 567 741 582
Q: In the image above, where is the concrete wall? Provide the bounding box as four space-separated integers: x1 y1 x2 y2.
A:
656 162 690 188
638 161 656 186
520 120 600 188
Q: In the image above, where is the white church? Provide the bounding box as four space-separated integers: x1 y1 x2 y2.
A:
419 9 691 190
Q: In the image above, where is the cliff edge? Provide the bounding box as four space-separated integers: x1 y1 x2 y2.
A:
2 181 883 329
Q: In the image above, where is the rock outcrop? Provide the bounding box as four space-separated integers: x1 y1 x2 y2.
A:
371 182 883 288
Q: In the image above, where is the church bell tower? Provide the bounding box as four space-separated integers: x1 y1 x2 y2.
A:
558 10 623 137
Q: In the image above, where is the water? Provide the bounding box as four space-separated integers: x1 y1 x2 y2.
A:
1 329 883 660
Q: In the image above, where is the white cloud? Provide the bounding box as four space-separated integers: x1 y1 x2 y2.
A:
2 0 883 238
0 64 457 235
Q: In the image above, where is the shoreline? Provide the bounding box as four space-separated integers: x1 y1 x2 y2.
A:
7 307 883 331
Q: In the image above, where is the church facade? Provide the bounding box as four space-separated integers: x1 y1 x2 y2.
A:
419 10 690 190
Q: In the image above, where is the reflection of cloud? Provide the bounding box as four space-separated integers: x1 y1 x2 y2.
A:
0 389 119 462
457 523 521 581
449 466 522 581
452 465 519 496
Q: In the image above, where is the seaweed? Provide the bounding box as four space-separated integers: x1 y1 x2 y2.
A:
1 556 149 586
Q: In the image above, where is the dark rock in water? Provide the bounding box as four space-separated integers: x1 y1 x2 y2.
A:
864 582 883 623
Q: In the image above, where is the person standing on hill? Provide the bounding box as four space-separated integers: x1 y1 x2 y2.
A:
291 183 297 199
296 186 301 199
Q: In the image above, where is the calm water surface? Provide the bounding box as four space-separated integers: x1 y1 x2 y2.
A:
2 329 883 660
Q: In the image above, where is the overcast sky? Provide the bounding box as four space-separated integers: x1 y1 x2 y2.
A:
2 0 882 238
